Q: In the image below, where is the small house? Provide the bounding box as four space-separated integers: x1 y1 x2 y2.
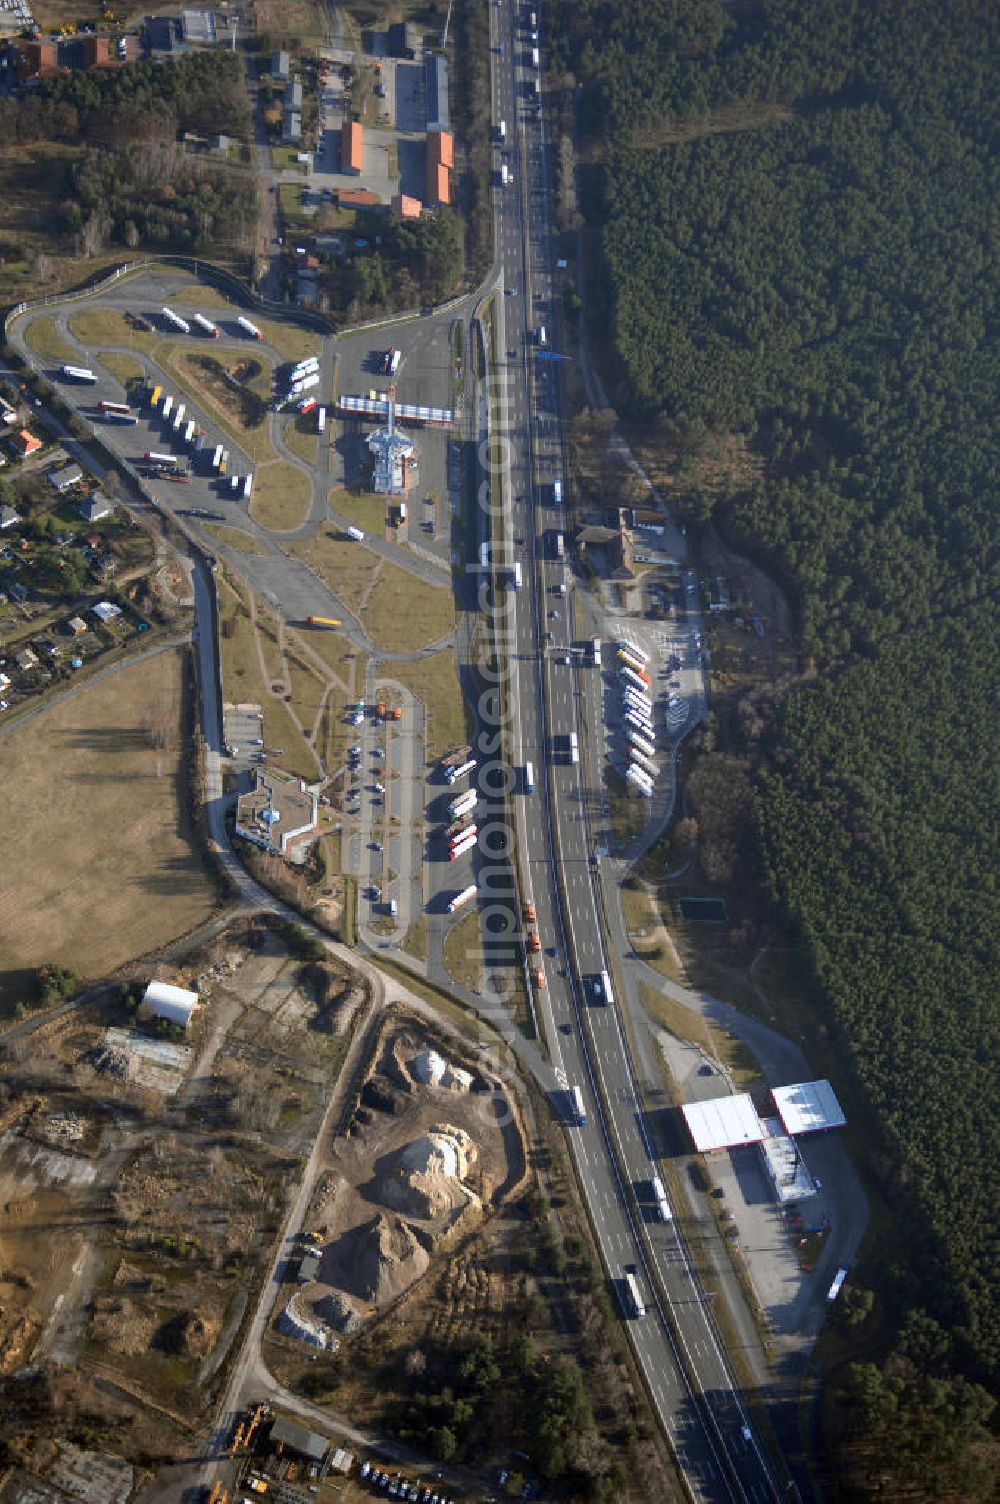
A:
49 461 84 492
91 600 122 623
9 430 42 458
0 505 21 529
392 193 422 221
65 616 88 636
77 492 114 523
14 647 37 671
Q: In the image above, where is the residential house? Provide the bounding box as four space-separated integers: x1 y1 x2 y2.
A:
8 430 42 458
48 461 84 492
0 505 21 529
392 193 422 221
77 491 114 523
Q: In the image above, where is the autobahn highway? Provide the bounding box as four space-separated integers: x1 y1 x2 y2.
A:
485 4 786 1502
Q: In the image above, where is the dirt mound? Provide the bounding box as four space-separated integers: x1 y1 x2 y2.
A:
154 1308 220 1358
379 1124 478 1222
91 1296 156 1357
0 1310 39 1374
316 1288 364 1335
335 1212 428 1305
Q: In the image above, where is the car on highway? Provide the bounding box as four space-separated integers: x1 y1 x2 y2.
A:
742 1425 753 1443
370 841 383 852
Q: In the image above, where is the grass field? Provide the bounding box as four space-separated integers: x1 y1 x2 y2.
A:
24 316 77 366
0 649 217 1016
364 563 454 650
161 345 276 464
254 0 329 48
68 308 152 353
98 352 145 388
328 486 387 536
386 649 468 765
282 411 318 464
254 316 323 365
217 571 319 777
250 460 312 531
288 529 456 652
204 523 269 554
442 907 484 992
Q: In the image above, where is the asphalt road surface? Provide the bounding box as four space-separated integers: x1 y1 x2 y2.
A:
483 4 786 1501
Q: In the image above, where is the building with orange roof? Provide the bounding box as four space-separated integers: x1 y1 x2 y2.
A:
426 160 450 207
428 130 454 170
337 187 379 208
18 41 58 78
392 194 423 221
341 120 364 175
9 430 43 457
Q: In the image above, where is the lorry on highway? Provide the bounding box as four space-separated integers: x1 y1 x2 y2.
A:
523 759 535 793
500 162 509 186
622 1269 646 1319
649 1175 672 1221
511 560 523 590
305 615 342 629
346 525 365 542
242 473 253 501
570 1085 586 1124
568 730 579 765
445 813 475 840
103 410 138 424
383 347 401 376
522 900 536 924
497 119 506 142
211 443 224 471
161 394 174 420
98 399 131 417
444 758 476 785
592 636 602 664
448 885 477 913
60 364 97 383
148 383 162 407
161 305 191 335
552 477 562 505
237 316 263 340
527 928 540 953
554 531 564 559
317 405 326 434
172 403 186 430
442 744 473 771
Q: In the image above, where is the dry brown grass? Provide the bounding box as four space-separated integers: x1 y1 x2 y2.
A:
250 460 312 530
0 649 217 1013
288 529 456 652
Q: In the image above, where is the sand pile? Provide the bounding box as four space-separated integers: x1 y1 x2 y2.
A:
407 1048 473 1093
379 1124 478 1221
339 1212 429 1304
